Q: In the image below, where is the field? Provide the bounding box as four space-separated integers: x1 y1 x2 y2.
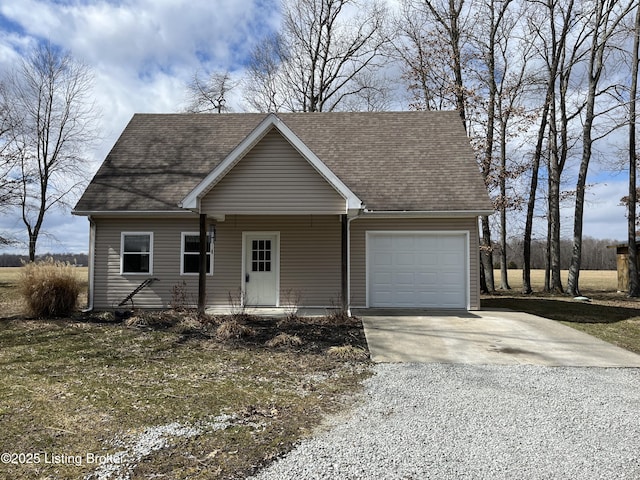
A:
492 269 617 292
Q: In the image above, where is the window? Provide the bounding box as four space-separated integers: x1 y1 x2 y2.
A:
121 233 153 274
181 232 213 275
251 239 271 272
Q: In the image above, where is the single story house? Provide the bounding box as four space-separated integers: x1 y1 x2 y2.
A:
73 112 493 312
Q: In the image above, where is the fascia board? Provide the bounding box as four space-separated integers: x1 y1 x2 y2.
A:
72 210 202 218
361 209 495 218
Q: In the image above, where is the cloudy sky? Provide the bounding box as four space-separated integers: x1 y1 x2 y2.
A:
0 0 281 254
0 0 632 255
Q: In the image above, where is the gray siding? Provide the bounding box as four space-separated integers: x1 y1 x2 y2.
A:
93 215 480 310
93 215 342 309
201 129 346 216
349 217 481 310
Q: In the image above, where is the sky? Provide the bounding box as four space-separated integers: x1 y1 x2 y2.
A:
0 0 634 255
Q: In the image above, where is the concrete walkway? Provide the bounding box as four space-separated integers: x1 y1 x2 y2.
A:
357 309 640 367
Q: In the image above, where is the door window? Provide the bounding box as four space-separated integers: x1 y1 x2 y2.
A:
251 239 271 272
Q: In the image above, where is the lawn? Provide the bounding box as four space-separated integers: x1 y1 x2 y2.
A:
484 269 640 355
0 266 370 479
2 265 640 478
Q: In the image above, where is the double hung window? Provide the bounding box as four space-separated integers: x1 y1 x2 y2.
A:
181 233 213 275
121 233 153 274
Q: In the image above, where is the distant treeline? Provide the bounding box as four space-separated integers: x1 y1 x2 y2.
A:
496 237 617 271
0 253 88 267
0 238 617 271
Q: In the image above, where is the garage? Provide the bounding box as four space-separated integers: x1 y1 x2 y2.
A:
367 232 468 309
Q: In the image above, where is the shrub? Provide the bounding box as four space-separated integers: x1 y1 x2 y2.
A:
19 259 81 317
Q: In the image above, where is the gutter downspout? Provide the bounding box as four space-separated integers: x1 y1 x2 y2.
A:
346 213 359 317
82 216 96 312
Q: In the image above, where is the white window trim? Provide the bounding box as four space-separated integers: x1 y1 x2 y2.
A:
120 232 154 275
180 232 214 276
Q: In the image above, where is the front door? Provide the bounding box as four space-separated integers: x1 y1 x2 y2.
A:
244 233 279 306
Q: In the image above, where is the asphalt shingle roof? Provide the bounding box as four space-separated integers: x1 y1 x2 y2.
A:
74 111 492 213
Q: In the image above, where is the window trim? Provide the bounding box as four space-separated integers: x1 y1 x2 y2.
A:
180 232 214 276
120 232 154 275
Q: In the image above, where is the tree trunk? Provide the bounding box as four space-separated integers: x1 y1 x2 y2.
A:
523 100 550 294
628 3 640 297
499 110 510 290
547 122 564 293
480 215 495 292
567 0 615 296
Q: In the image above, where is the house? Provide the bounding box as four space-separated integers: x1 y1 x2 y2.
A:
73 112 493 312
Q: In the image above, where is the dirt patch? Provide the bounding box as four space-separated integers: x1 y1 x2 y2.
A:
84 310 368 354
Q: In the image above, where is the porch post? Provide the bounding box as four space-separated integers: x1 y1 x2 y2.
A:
341 214 348 311
198 213 207 314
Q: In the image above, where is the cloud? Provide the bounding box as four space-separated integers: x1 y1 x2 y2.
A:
0 0 281 254
579 181 629 242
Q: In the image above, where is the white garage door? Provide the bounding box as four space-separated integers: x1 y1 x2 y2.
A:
368 232 468 309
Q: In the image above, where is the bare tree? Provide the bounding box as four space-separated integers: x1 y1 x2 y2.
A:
245 0 389 112
0 84 22 247
490 0 536 290
521 0 579 294
2 43 98 261
243 34 289 112
393 0 462 111
184 70 237 113
567 0 635 296
0 84 20 210
544 0 588 293
419 0 471 127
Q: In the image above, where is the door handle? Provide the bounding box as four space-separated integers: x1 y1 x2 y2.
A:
245 273 250 283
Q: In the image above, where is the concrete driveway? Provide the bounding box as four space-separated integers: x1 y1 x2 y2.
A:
356 309 640 367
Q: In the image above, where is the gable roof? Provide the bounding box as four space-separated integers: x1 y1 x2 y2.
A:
73 111 493 214
180 113 363 211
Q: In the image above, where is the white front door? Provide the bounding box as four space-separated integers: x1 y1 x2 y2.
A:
244 233 279 306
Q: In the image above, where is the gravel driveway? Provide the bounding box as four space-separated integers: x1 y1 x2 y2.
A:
251 364 640 480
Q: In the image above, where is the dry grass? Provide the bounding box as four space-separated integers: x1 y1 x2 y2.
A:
215 319 256 341
326 345 370 362
1 266 88 317
266 332 303 348
0 318 370 480
0 268 371 479
18 260 81 317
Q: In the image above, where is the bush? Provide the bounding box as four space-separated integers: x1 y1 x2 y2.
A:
19 259 81 317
